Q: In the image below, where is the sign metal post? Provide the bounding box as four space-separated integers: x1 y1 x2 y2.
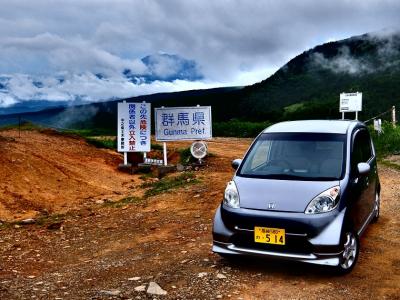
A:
163 142 167 166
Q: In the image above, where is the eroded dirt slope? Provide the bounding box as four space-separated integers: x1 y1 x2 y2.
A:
0 129 137 221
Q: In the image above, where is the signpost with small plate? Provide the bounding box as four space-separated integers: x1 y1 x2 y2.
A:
339 92 362 120
155 106 212 165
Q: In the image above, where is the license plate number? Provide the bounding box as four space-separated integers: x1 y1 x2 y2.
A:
254 227 285 245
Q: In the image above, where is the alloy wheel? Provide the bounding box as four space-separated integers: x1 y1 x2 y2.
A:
340 232 358 270
373 192 380 222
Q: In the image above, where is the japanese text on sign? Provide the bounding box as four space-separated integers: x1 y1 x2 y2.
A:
117 102 151 152
155 106 212 141
340 92 362 112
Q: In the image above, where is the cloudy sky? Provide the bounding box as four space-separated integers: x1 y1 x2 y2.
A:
1 0 400 108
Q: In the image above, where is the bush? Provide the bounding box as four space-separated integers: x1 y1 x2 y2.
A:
370 122 400 158
213 120 271 138
179 147 197 165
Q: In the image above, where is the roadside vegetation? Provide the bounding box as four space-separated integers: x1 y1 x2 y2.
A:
103 196 142 208
0 120 41 131
370 122 400 159
213 120 271 138
3 118 400 169
98 172 200 210
140 172 198 197
369 122 400 171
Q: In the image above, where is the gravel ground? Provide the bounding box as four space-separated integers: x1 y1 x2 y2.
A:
0 132 399 299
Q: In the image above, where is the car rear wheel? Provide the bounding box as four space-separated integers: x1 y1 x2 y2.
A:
336 231 359 274
372 191 380 223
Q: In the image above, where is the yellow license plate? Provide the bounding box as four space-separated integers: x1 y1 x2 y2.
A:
254 227 285 245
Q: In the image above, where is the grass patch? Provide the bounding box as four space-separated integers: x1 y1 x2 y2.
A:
0 121 42 131
379 159 400 171
34 213 66 226
139 172 156 180
213 120 271 138
103 196 142 208
62 128 115 137
370 122 400 159
179 147 198 165
151 143 163 151
179 146 216 165
85 137 116 149
141 172 198 197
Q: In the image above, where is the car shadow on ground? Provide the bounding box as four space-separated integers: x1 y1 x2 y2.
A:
216 255 346 278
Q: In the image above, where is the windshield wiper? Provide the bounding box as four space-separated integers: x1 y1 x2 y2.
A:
263 173 307 180
243 173 339 181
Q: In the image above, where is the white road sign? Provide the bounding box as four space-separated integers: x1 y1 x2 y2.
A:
340 92 362 112
155 106 212 141
374 119 383 134
117 102 151 152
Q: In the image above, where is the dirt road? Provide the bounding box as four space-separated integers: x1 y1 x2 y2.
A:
0 131 399 299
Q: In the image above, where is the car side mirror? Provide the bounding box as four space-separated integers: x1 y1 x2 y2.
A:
232 159 242 170
357 162 370 176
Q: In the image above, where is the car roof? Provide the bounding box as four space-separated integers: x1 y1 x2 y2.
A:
263 120 363 134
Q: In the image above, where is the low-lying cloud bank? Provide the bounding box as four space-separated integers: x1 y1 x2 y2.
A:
0 72 224 108
310 30 400 74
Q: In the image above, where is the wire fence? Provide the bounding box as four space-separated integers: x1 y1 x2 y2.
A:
363 108 394 124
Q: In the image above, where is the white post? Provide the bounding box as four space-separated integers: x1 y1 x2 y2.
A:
163 142 167 166
355 111 358 120
342 112 345 120
123 152 128 166
393 106 396 127
160 105 168 166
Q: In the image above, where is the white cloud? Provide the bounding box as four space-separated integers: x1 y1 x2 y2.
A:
0 93 18 107
0 72 225 107
0 0 399 107
310 31 400 74
1 33 148 76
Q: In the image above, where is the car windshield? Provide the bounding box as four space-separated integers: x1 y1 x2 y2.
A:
238 132 346 180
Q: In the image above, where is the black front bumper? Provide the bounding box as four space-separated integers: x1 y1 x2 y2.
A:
212 204 346 266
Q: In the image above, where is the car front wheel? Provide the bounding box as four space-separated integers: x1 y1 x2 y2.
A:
336 231 359 274
372 191 380 223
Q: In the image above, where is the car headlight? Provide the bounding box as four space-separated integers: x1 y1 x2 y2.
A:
223 181 240 209
305 186 340 214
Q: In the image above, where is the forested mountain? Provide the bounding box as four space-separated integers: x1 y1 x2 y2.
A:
238 30 400 121
2 30 399 130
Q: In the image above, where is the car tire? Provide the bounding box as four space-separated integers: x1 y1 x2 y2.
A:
371 191 380 223
335 230 360 274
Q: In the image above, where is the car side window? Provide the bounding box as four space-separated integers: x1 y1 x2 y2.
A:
248 139 272 169
352 130 372 172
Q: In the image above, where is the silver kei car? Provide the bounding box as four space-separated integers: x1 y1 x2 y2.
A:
212 120 380 273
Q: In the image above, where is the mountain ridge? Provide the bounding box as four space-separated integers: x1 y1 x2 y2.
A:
1 30 399 130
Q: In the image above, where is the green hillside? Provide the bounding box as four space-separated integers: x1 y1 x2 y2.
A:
4 30 400 136
239 31 400 121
